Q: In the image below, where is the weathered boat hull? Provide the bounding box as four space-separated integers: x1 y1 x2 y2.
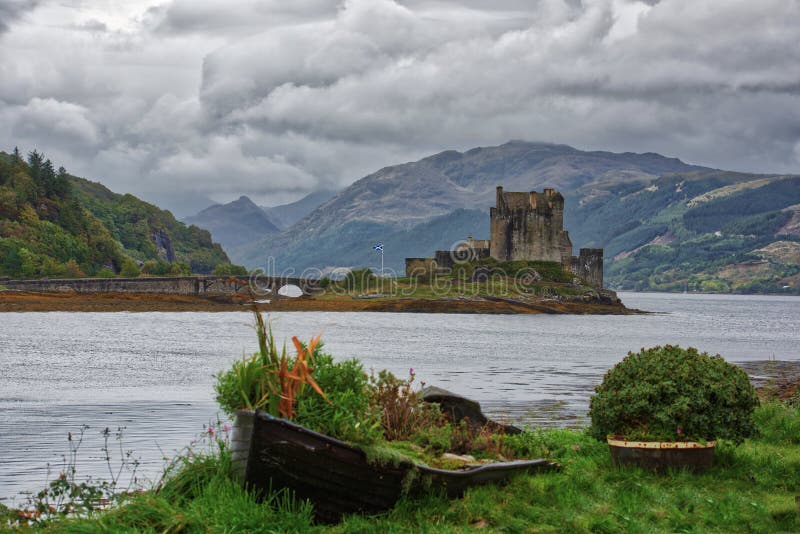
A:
245 412 557 523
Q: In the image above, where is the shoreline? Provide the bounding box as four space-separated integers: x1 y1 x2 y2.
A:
0 291 634 314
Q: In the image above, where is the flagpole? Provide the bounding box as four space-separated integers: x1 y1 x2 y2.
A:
381 247 384 276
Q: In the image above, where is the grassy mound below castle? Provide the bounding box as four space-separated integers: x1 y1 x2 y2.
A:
316 260 616 304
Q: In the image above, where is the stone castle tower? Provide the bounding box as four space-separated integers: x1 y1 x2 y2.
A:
405 186 604 287
490 187 573 264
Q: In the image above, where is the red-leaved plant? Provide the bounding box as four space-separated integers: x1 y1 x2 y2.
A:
214 307 328 419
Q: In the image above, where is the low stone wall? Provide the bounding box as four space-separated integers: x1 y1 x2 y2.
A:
3 276 249 295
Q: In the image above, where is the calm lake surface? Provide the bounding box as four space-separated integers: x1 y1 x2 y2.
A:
1 292 798 502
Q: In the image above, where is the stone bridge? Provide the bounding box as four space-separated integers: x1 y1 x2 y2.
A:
1 275 322 299
247 274 323 299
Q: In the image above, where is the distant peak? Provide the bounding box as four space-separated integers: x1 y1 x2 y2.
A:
229 195 261 209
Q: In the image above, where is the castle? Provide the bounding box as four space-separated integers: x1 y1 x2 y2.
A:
405 186 604 287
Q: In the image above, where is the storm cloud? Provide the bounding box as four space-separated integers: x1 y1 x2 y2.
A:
0 0 40 33
0 0 798 212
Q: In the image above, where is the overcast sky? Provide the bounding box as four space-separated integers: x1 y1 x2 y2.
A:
1 0 799 210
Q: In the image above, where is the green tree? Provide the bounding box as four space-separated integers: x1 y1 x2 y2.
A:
27 150 43 181
169 262 191 276
19 247 39 278
212 263 249 276
120 259 141 278
0 244 23 277
0 186 19 219
53 166 70 198
141 259 167 276
41 158 56 196
96 267 116 278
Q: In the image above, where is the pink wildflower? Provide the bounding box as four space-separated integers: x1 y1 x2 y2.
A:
222 423 232 433
677 427 683 435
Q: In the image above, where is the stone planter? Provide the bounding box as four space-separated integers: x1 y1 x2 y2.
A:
231 410 255 482
607 437 716 473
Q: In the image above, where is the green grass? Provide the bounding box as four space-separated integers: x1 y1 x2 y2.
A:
5 403 799 533
318 274 592 302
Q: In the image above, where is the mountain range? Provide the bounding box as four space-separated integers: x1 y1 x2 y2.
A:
185 196 280 249
182 190 339 251
186 141 798 293
262 190 338 230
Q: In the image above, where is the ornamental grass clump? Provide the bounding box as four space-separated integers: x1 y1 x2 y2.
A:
588 345 759 443
213 308 327 419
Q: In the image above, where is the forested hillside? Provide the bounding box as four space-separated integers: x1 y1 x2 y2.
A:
567 173 800 293
0 149 231 278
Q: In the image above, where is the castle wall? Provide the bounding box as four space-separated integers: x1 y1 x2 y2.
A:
559 233 574 266
572 248 604 288
466 238 490 250
434 250 454 271
404 258 436 279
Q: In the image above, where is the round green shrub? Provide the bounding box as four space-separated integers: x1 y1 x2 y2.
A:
588 345 759 443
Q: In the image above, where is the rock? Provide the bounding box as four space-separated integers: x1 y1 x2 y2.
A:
422 385 487 425
421 385 522 435
151 228 177 263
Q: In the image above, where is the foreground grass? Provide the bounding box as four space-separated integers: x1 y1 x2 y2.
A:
4 403 799 533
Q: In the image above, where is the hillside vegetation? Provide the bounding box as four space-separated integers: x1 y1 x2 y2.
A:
568 173 800 293
0 149 231 278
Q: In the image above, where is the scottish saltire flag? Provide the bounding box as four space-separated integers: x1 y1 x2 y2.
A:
372 243 384 252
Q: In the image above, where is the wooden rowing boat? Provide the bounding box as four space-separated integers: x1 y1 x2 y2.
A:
244 411 557 523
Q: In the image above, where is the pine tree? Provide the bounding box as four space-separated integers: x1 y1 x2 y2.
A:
27 150 43 180
54 166 70 198
42 158 56 196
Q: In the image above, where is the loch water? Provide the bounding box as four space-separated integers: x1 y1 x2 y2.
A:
1 292 798 502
